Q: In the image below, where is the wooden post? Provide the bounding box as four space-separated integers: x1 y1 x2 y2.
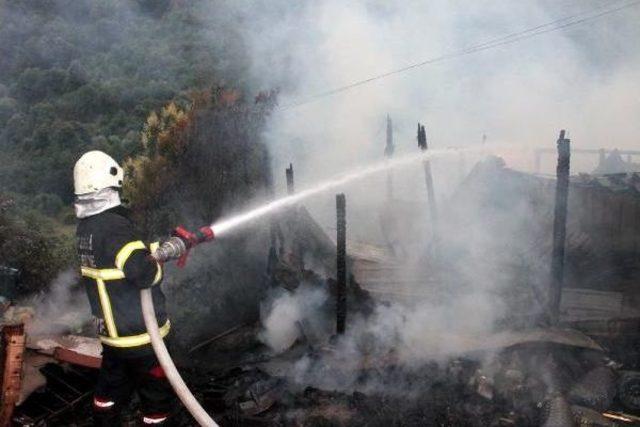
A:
418 123 438 229
286 163 295 195
336 194 347 335
384 115 395 200
0 323 26 425
549 130 571 324
264 150 280 269
285 163 303 269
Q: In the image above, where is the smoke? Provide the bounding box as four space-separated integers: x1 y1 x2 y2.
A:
201 0 640 392
202 0 640 179
197 0 640 279
259 284 328 353
258 283 502 393
4 1 633 382
21 269 91 336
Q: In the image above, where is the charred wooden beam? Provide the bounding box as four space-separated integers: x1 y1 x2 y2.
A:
188 323 246 354
0 323 26 425
266 148 279 269
385 115 394 158
418 123 438 231
384 115 394 200
285 163 306 270
286 163 295 195
336 193 347 335
549 130 571 324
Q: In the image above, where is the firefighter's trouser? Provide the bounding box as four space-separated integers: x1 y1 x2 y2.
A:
93 350 175 426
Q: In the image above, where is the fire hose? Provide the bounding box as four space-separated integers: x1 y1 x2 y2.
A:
142 226 219 427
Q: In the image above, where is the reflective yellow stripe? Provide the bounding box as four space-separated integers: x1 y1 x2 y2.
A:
149 242 162 285
99 321 171 348
81 267 125 281
152 262 162 286
81 241 163 343
96 279 118 338
115 240 146 270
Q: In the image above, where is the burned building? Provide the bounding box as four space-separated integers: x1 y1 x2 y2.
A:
4 149 640 426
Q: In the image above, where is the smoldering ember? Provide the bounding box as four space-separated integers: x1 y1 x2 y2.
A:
1 2 640 427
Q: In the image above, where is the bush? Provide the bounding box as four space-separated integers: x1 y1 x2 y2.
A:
33 193 64 216
0 194 75 295
125 88 277 236
0 97 17 127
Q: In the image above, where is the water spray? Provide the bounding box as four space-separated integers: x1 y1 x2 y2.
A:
142 147 482 426
155 148 463 265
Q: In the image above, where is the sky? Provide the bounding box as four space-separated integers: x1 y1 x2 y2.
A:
204 0 640 181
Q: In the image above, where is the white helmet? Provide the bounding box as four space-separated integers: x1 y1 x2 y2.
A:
73 151 124 195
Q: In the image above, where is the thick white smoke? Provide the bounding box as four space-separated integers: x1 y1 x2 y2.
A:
21 269 91 336
204 0 640 179
203 0 638 391
259 284 328 353
258 284 502 392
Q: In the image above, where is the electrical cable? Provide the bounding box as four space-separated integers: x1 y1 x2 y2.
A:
281 0 640 109
139 3 640 425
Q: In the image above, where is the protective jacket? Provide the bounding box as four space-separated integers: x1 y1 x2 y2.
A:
76 206 169 356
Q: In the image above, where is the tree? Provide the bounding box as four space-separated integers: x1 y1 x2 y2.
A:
0 97 17 127
125 88 277 237
0 193 74 294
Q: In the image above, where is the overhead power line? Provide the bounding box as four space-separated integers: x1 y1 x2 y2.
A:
281 0 640 110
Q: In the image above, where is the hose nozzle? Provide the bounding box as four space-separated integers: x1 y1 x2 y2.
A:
152 237 188 263
151 225 215 266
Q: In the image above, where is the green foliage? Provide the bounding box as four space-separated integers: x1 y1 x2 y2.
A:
13 68 80 103
32 193 64 217
0 194 75 294
125 89 277 237
0 0 240 203
0 0 266 298
0 97 17 127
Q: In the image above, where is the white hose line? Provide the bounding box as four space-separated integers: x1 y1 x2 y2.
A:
140 289 219 427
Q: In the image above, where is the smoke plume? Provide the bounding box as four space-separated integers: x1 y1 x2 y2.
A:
21 269 91 336
217 0 640 392
259 284 329 353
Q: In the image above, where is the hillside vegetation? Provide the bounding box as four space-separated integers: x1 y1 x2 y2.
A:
0 0 273 293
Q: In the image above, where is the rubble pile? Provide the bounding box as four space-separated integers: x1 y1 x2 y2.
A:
5 156 640 426
176 338 636 427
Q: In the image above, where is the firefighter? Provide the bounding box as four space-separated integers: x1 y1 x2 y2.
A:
74 151 175 426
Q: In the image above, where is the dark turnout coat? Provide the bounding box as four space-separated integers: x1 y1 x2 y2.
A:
76 206 169 357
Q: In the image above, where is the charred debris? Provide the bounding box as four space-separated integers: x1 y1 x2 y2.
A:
3 128 640 426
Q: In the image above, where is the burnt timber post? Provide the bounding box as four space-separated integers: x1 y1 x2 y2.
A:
264 150 283 275
549 130 571 324
336 194 347 335
0 323 26 425
286 163 295 195
418 123 438 232
384 115 395 199
285 163 304 269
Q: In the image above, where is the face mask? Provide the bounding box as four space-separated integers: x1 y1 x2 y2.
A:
74 187 121 219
